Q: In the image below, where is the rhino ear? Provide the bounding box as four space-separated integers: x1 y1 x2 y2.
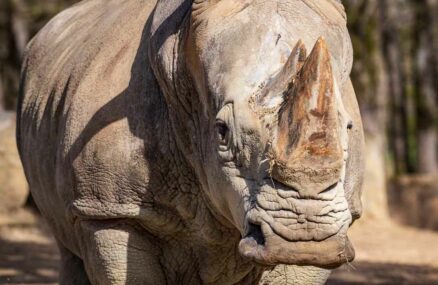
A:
148 0 197 156
149 0 192 92
149 0 192 41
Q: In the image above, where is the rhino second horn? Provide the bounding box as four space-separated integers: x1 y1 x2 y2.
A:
256 40 307 107
275 40 308 89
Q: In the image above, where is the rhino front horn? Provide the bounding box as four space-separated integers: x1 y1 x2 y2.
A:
271 37 344 197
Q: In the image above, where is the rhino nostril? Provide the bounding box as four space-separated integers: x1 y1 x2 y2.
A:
265 177 299 192
319 183 339 196
246 223 265 246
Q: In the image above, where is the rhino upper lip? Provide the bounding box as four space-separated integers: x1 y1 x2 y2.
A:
245 213 341 245
243 180 350 243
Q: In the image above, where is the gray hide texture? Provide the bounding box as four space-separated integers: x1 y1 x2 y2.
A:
17 0 364 284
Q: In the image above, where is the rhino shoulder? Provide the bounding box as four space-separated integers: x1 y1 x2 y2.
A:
18 0 168 220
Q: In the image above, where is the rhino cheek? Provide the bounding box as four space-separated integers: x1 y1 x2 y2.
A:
202 152 250 232
341 79 365 220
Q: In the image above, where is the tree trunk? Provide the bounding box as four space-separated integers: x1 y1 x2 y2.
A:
380 0 423 175
413 0 438 174
381 1 409 175
0 75 4 112
0 0 28 110
417 130 438 173
11 0 28 59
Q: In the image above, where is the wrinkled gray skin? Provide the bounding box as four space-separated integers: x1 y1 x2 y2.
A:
17 0 364 284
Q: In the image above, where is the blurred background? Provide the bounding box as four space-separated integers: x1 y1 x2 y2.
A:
0 0 437 284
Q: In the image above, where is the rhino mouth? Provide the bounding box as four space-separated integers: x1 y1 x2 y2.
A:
238 181 354 268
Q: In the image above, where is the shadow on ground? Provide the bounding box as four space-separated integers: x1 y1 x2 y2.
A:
1 210 438 285
0 231 59 284
327 261 438 285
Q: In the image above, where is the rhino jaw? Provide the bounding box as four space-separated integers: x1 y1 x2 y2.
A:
238 182 354 267
238 222 354 268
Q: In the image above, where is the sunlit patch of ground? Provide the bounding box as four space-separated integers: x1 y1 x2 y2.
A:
1 209 438 284
327 219 438 285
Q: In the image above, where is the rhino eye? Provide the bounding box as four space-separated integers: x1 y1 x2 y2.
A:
215 120 229 145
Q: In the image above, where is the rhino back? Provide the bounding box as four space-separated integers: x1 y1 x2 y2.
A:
17 0 168 250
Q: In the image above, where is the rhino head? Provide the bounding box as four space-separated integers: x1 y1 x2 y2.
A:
149 0 364 268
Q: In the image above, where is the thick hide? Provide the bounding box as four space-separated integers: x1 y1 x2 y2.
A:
17 0 364 284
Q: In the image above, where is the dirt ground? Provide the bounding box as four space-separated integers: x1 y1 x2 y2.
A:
1 209 438 285
327 219 438 285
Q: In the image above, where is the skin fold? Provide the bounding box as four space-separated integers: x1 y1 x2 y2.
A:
17 0 364 284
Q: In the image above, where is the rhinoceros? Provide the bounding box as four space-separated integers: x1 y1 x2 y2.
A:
17 0 364 284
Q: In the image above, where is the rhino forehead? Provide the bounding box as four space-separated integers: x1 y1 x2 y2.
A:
193 0 352 103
